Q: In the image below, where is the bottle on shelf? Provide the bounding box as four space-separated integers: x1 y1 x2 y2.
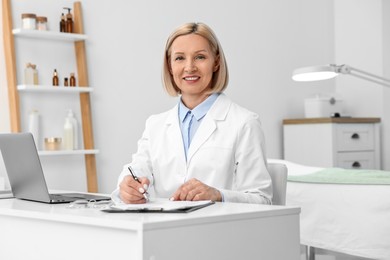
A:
63 109 78 150
70 73 76 87
63 112 74 150
52 69 59 86
28 109 40 149
32 64 38 84
59 13 66 32
64 77 69 87
24 63 39 85
63 7 73 33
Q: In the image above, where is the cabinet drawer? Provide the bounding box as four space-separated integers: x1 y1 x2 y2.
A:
336 124 375 151
336 151 376 169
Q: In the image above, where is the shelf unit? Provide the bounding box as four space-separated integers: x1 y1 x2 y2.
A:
2 0 99 192
12 28 88 41
17 84 93 93
38 149 99 156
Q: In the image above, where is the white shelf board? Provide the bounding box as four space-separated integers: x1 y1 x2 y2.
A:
17 84 92 93
12 28 87 41
38 149 99 156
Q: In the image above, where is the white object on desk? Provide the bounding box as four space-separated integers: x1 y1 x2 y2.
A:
0 198 300 260
108 199 214 212
283 118 381 169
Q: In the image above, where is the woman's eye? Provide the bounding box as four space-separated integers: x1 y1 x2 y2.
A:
174 56 184 61
195 55 205 60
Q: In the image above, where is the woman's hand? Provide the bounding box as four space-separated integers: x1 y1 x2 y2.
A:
119 175 150 204
171 178 222 202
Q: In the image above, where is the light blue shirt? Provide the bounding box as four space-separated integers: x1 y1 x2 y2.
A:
178 93 219 161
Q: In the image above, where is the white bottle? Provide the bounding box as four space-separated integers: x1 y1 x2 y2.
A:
24 63 34 85
63 109 78 150
28 109 40 148
24 63 39 85
63 112 74 150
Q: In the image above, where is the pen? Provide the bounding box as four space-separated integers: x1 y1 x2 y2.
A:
128 166 149 201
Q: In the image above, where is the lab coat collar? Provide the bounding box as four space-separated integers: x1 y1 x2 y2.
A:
165 93 230 125
164 93 232 164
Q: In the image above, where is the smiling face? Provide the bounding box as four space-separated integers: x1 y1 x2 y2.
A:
169 34 219 108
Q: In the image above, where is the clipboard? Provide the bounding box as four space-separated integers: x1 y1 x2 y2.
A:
101 199 215 213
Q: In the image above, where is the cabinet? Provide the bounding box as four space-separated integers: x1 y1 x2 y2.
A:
283 118 381 169
2 0 99 192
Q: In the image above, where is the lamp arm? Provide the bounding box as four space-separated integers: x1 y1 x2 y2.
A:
340 65 390 87
349 72 390 88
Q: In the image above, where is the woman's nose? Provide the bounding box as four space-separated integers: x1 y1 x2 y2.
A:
185 60 197 72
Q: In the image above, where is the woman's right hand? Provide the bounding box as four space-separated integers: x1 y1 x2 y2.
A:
119 175 150 204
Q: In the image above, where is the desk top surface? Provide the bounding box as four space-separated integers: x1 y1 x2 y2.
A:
0 198 300 231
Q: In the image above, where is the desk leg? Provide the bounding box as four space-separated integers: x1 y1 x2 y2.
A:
306 245 315 260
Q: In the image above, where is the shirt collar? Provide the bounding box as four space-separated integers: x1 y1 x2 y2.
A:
178 93 220 122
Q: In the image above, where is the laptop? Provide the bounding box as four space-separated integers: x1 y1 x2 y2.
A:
0 132 110 204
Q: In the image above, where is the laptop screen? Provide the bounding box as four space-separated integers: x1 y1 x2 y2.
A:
0 133 52 202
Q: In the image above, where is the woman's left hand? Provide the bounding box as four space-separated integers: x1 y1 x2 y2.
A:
170 178 222 202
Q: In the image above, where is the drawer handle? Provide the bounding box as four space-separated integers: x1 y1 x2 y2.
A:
352 161 361 168
351 133 360 139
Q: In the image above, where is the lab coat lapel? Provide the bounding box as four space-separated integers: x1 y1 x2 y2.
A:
187 116 216 162
187 94 231 163
165 105 186 163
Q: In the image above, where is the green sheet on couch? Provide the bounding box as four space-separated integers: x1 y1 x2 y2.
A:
287 168 390 185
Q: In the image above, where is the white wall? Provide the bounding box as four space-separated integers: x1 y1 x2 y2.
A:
0 0 345 193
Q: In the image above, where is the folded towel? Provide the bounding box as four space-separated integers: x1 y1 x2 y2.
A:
288 168 390 185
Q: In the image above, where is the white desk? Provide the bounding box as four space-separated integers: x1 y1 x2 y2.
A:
0 198 300 260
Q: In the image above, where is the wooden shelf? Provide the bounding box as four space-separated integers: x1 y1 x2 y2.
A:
17 84 93 93
3 1 99 192
12 28 87 41
38 149 99 156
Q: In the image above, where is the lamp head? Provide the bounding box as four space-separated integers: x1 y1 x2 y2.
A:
292 64 349 82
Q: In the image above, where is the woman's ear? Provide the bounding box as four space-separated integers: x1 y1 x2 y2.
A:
168 61 173 74
214 55 220 72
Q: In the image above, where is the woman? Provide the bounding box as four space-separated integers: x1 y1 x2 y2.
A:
111 22 272 204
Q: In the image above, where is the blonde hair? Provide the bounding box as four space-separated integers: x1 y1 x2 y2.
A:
162 22 229 96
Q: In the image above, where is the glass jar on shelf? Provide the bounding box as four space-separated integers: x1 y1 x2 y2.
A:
36 16 48 31
21 13 37 30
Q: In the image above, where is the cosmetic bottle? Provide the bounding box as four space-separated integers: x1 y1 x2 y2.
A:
28 109 40 148
64 77 69 87
63 109 78 150
52 69 59 86
24 63 34 84
60 13 66 32
24 63 39 85
63 7 73 33
32 64 39 84
70 73 76 87
63 113 74 150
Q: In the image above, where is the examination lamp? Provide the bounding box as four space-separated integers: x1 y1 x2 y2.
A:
292 64 390 88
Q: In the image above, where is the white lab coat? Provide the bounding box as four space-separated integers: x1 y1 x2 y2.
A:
112 93 272 204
